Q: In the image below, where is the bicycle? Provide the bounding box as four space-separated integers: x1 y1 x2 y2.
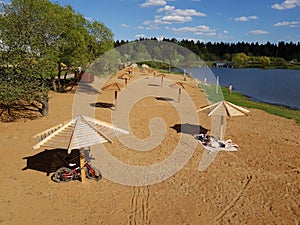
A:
52 161 102 183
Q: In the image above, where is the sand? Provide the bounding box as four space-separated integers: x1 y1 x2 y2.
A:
0 68 299 225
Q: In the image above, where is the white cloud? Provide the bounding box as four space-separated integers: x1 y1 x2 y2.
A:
146 14 192 25
143 4 206 27
140 0 167 8
143 20 152 25
271 0 300 10
157 5 174 12
142 20 160 29
121 24 129 28
161 15 193 23
135 34 147 38
235 15 258 22
248 16 258 20
274 21 300 27
248 29 269 35
157 5 207 17
146 24 159 30
172 25 216 36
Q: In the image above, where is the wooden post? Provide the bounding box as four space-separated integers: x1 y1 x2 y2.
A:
114 91 118 111
216 76 219 94
220 115 225 139
125 78 128 86
80 150 86 183
161 77 163 87
178 88 181 103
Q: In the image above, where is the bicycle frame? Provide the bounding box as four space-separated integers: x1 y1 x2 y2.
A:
66 166 81 180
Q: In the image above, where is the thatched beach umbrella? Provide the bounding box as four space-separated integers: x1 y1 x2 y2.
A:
118 73 132 85
156 73 167 87
101 82 124 92
169 81 188 103
197 101 249 171
33 114 128 181
141 64 149 69
101 82 125 110
197 100 249 139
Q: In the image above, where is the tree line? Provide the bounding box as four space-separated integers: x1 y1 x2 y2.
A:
115 38 300 67
0 0 114 120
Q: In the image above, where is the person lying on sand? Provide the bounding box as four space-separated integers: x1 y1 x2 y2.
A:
196 134 238 149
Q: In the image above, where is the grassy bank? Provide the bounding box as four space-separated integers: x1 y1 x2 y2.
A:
222 87 300 124
199 83 300 124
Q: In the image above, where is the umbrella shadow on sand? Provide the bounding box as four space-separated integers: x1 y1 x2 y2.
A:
171 123 209 136
90 102 114 109
22 149 80 176
155 97 174 101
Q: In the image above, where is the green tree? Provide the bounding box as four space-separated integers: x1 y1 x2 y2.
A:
260 56 270 68
0 0 114 120
0 0 54 116
232 53 249 68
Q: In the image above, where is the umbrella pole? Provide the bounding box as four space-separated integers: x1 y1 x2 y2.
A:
220 115 225 139
114 91 118 111
79 149 86 183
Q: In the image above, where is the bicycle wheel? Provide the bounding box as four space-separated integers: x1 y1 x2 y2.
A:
85 166 102 181
53 167 73 183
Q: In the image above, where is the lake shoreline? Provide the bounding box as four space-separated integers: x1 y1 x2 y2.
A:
243 93 300 110
221 86 300 124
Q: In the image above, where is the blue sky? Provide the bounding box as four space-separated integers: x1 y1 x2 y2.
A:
4 0 300 43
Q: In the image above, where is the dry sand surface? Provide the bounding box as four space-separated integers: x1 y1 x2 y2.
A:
0 68 299 225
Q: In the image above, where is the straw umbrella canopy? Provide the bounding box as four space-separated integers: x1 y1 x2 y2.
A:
156 73 167 78
156 73 167 87
101 82 124 92
169 81 188 103
123 68 133 75
141 64 149 73
101 82 125 109
198 100 250 117
118 73 132 80
33 115 128 181
117 73 132 85
197 100 249 139
169 81 186 89
33 115 128 153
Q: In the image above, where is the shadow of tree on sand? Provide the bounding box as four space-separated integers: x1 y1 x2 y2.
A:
76 83 99 94
171 123 209 136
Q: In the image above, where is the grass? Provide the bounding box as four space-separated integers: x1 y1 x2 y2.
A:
199 83 300 124
222 87 300 124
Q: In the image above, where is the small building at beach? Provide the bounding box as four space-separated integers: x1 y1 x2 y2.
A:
214 62 233 68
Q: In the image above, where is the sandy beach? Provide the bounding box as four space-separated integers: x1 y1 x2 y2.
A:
0 68 299 225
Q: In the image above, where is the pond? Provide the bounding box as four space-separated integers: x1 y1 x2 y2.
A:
184 68 300 110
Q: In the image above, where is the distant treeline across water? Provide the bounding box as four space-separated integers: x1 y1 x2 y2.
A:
115 38 300 62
